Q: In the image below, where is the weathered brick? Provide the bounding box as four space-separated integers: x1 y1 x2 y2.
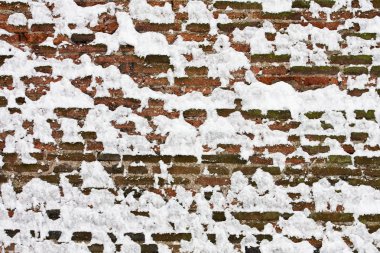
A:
213 1 262 9
186 23 210 33
202 154 246 164
292 0 311 8
140 244 158 253
355 110 376 120
71 33 96 44
304 111 324 119
217 22 261 32
370 66 380 76
195 176 230 186
310 212 354 223
152 233 191 241
314 0 336 7
330 55 372 65
262 12 302 20
251 54 290 63
266 110 292 121
290 66 339 75
0 75 13 86
144 55 170 64
71 231 92 242
351 132 369 142
212 211 226 221
355 156 380 166
343 66 368 75
46 209 60 220
88 244 104 253
302 145 330 155
0 96 8 107
46 231 62 240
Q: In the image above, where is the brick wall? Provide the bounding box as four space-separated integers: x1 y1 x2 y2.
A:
1 0 380 252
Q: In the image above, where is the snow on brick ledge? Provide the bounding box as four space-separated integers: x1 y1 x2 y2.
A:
0 0 380 252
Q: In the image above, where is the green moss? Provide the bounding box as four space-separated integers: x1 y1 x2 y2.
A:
345 33 377 40
213 1 262 9
343 66 368 75
292 0 310 8
358 214 380 223
262 12 301 20
305 111 324 119
314 0 335 7
321 121 334 130
202 154 246 164
251 54 290 63
351 132 369 142
216 109 235 117
370 66 380 76
242 109 264 119
330 55 372 65
290 66 339 75
266 110 292 120
354 110 376 121
328 155 352 164
217 22 261 32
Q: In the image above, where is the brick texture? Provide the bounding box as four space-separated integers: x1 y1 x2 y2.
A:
0 0 380 252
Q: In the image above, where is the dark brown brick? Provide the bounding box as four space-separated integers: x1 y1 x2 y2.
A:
72 231 92 242
71 33 95 44
213 1 262 9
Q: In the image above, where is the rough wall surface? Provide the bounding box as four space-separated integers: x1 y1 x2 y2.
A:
1 0 380 252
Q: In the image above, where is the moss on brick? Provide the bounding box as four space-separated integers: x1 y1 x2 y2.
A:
330 55 372 65
71 232 92 242
232 211 281 221
372 0 380 8
213 1 262 9
186 23 210 33
152 233 192 241
292 0 311 8
327 135 346 143
241 109 264 119
311 167 361 176
354 156 380 166
351 132 369 142
202 154 247 164
328 155 352 164
290 66 339 75
359 214 380 223
88 244 104 253
262 12 301 20
314 0 335 7
355 110 376 120
217 22 261 32
370 66 380 76
345 33 377 40
310 212 354 222
172 155 198 163
140 244 158 253
304 111 324 119
321 121 334 130
302 145 330 155
343 66 368 75
251 53 290 63
216 108 235 117
183 109 207 118
212 211 226 221
266 110 292 121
